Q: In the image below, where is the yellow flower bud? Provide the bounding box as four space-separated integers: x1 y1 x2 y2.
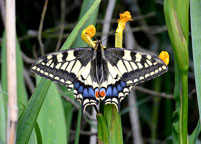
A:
116 11 133 33
115 11 133 48
159 51 169 65
81 25 96 48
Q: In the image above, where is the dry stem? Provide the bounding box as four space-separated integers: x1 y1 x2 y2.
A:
6 0 18 143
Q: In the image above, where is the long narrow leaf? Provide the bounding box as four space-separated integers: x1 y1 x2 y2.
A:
37 77 67 144
104 105 123 144
60 0 101 50
0 84 6 143
190 0 201 142
34 122 42 144
189 121 201 144
190 0 201 121
74 108 82 144
72 0 100 48
1 33 28 110
16 79 51 144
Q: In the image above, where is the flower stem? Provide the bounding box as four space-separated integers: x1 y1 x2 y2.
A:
180 71 188 144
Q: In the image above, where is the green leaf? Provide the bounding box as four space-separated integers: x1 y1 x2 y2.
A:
60 0 101 50
0 136 4 144
37 77 67 144
0 84 6 144
74 108 82 144
60 86 74 142
1 33 28 110
189 121 201 144
16 79 51 144
190 0 201 123
104 105 123 144
164 0 189 72
190 0 201 142
72 0 100 48
34 121 43 144
172 60 181 144
164 0 189 144
97 113 109 144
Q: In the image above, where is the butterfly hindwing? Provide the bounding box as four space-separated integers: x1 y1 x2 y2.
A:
102 48 168 109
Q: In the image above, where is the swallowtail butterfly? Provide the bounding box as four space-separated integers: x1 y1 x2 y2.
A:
31 40 168 111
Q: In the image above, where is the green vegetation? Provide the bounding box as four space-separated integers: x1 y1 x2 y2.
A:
0 0 201 143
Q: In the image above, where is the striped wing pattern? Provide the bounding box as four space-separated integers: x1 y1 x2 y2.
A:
98 48 168 109
31 47 168 111
31 48 99 110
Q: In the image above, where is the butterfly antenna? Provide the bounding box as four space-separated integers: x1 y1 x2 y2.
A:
101 30 116 43
94 35 98 41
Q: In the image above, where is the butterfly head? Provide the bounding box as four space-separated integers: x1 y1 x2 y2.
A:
94 40 106 50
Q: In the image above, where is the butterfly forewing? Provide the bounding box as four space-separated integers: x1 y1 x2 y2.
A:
104 48 168 84
31 48 95 94
102 48 168 108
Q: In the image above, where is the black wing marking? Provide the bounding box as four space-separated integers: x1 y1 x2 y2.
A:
31 48 94 87
31 48 100 110
102 48 168 109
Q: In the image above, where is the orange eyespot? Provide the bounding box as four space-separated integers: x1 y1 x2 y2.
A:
99 90 106 98
159 51 169 65
95 91 99 98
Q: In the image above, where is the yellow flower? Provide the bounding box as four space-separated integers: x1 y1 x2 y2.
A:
115 11 133 48
81 25 96 48
159 51 169 65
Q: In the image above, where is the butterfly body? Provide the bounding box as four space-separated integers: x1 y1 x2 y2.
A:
31 41 168 111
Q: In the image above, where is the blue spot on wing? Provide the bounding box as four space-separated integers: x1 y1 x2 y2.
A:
78 86 84 93
120 81 126 87
100 88 105 92
74 82 80 89
112 87 118 96
106 86 112 97
117 84 123 91
83 88 89 97
88 87 95 97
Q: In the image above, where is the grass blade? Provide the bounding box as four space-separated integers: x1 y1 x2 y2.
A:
189 121 201 144
74 108 82 144
34 122 42 144
16 79 51 144
72 0 100 48
1 33 28 110
190 0 201 121
104 105 123 144
60 0 101 50
37 77 67 144
0 84 6 143
60 86 74 142
97 113 109 144
190 0 201 142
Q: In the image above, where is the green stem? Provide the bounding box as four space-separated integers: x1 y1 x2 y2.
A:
151 79 161 144
75 107 82 144
180 71 188 144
